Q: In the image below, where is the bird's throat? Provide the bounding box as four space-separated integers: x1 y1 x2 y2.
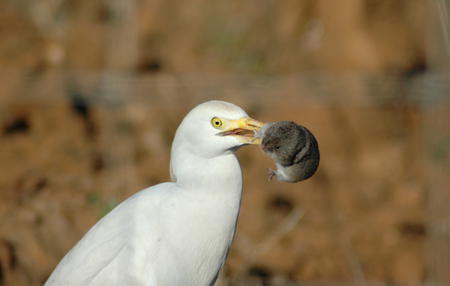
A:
171 150 243 194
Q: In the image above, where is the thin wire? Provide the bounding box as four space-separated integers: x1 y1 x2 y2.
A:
435 0 450 61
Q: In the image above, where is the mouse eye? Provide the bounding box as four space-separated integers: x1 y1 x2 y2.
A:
211 117 223 129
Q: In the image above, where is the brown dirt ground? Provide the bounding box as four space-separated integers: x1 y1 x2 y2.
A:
0 0 448 285
0 71 443 286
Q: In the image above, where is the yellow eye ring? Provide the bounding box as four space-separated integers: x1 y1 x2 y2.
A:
211 117 223 128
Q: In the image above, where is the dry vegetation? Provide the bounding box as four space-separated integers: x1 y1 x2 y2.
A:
0 0 449 286
0 0 425 73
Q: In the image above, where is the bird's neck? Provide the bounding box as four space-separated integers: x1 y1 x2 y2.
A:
170 147 243 193
168 147 243 284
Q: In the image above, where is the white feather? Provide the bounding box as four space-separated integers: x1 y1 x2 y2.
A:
45 101 250 286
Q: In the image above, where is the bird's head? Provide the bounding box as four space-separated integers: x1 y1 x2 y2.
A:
172 100 264 158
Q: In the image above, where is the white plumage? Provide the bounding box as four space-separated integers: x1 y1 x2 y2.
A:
45 100 263 286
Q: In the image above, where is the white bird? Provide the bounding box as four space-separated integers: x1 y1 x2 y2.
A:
45 100 264 286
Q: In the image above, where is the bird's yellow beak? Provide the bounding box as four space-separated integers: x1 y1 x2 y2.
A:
217 117 265 145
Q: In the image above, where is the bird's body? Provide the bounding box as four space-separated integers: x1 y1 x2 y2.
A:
260 121 320 183
45 101 263 286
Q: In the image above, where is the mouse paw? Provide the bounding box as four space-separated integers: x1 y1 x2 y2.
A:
267 168 276 181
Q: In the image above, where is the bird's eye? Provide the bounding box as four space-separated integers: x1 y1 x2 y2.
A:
211 117 223 128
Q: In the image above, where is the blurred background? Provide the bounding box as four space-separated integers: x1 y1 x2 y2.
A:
0 0 449 285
